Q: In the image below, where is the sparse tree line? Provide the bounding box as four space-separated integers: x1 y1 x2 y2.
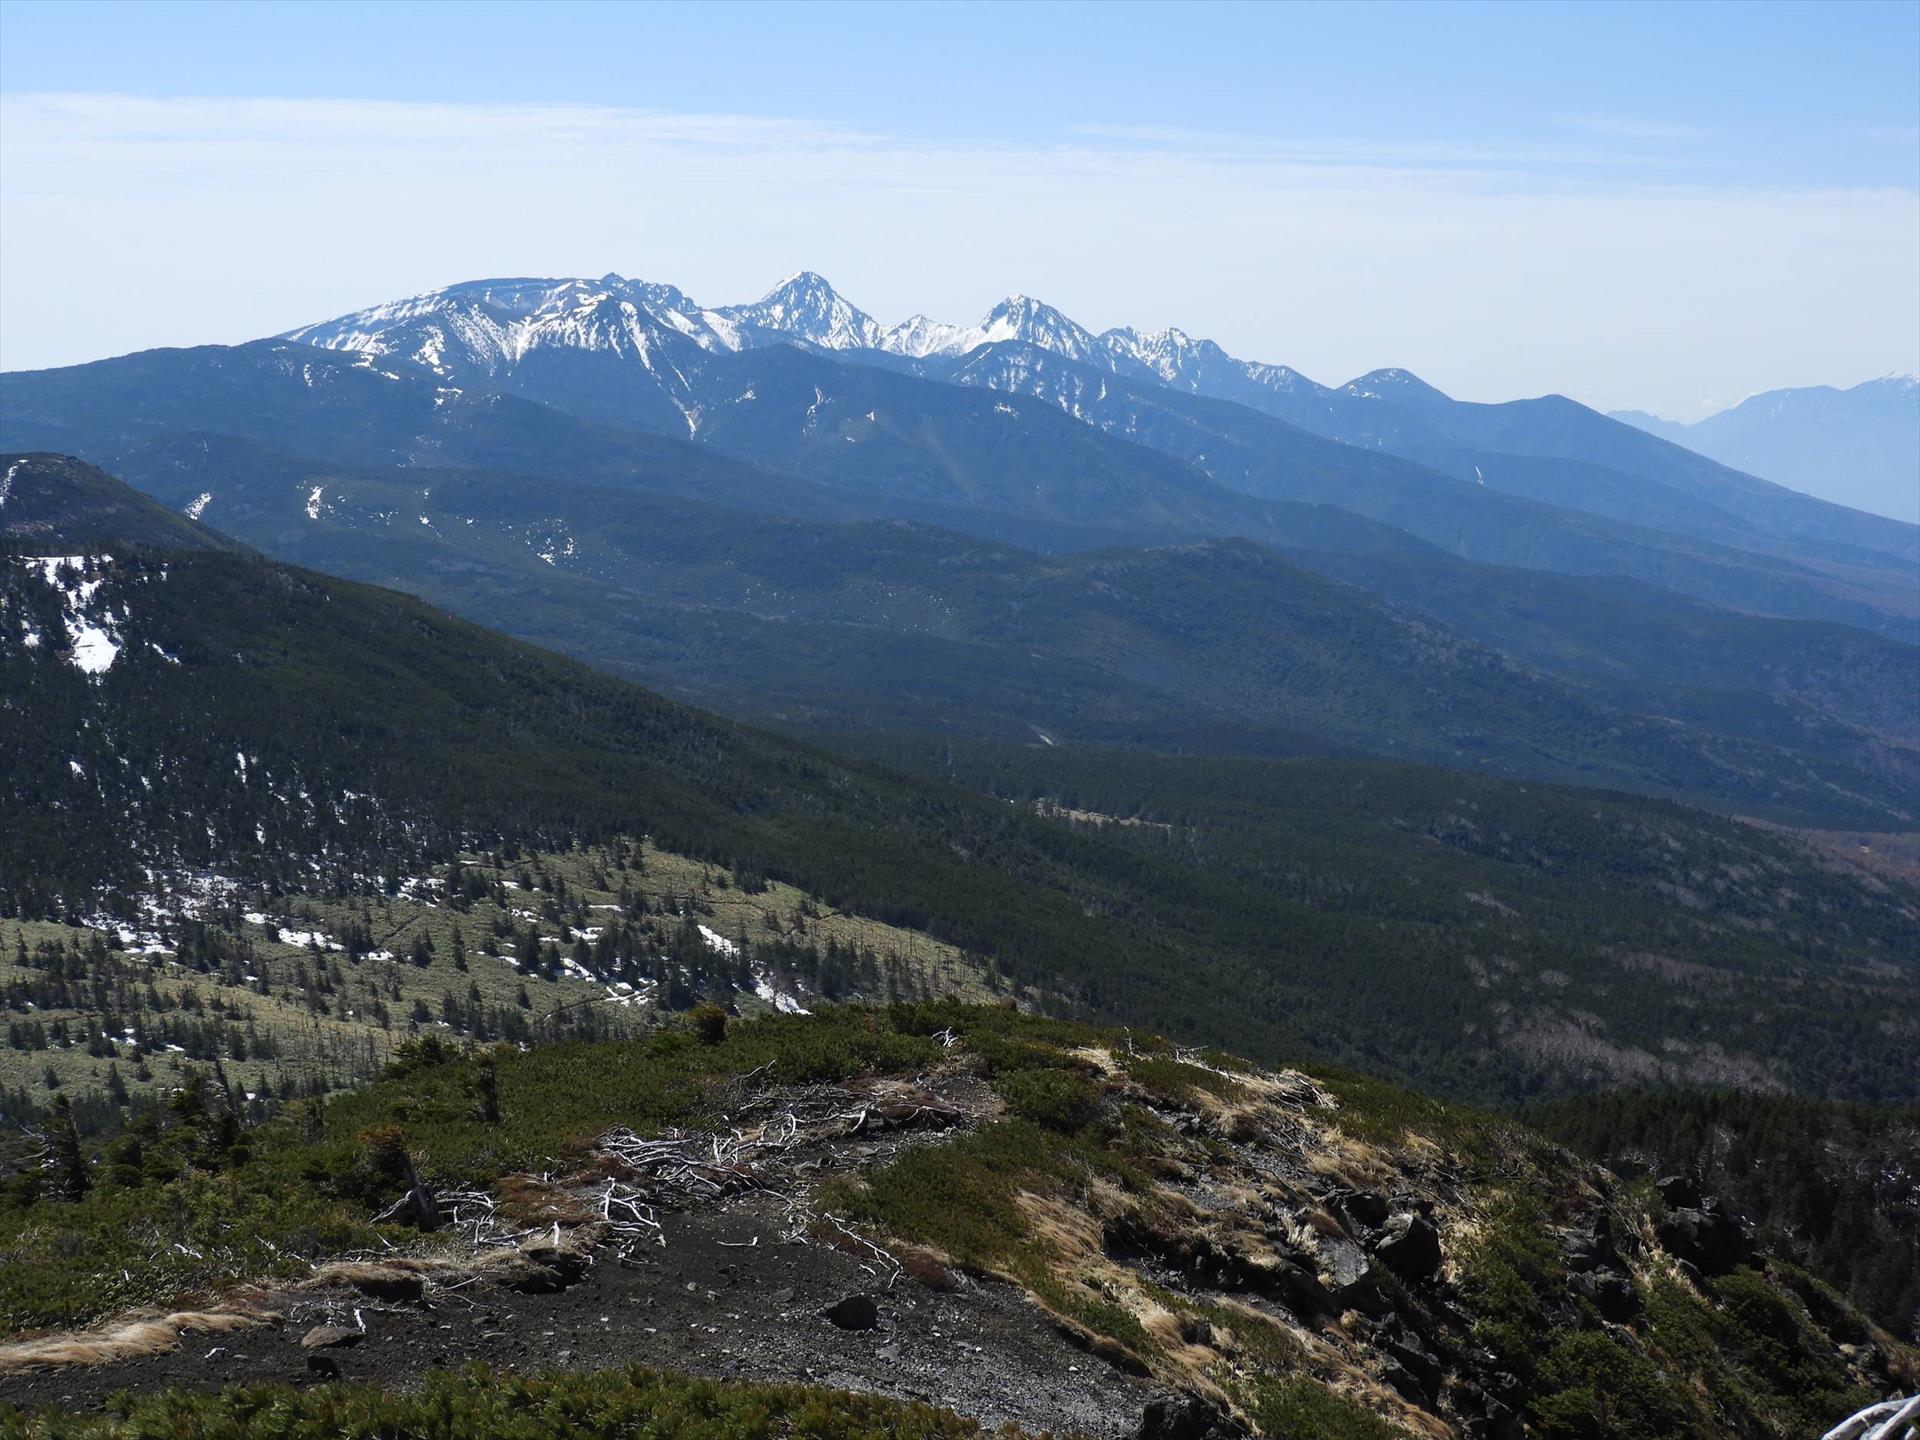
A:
0 840 976 1159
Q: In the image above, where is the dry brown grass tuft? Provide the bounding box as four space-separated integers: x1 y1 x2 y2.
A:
495 1174 600 1228
894 1246 961 1291
0 1305 272 1374
1012 1191 1104 1265
1303 1130 1396 1190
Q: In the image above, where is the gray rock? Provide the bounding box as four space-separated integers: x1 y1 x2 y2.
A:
300 1325 363 1350
1313 1233 1372 1291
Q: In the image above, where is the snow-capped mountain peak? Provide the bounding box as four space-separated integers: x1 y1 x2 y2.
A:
876 294 1105 363
880 313 973 358
718 272 884 350
970 295 1102 362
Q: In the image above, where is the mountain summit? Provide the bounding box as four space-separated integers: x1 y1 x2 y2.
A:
717 271 885 350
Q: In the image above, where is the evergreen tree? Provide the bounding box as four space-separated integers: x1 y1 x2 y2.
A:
47 1094 89 1199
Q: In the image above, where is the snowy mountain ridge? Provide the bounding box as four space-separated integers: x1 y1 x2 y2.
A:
281 270 1374 407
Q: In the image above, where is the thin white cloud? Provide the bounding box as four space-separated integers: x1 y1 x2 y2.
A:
1562 114 1717 144
1 93 1915 415
1067 122 1664 174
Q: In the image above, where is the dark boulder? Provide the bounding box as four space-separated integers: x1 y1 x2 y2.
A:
1384 1332 1443 1401
498 1244 590 1294
1571 1267 1642 1322
1258 1256 1337 1317
1658 1174 1702 1209
1374 1212 1444 1282
1178 1314 1214 1346
1331 1188 1391 1229
1381 1358 1430 1404
1136 1393 1240 1440
822 1292 880 1330
331 1267 424 1304
1658 1207 1751 1277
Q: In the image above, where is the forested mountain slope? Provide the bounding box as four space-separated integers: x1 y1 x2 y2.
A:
0 340 1413 559
1528 1089 1920 1340
0 453 237 553
4 464 1917 1106
19 449 1913 831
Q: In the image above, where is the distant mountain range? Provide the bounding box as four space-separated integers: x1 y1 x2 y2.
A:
3 271 1916 831
12 272 1915 632
1614 374 1920 524
282 270 1920 576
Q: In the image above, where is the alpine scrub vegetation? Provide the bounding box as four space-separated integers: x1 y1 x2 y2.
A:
5 1005 1905 1439
6 512 1917 1114
2 1364 1027 1440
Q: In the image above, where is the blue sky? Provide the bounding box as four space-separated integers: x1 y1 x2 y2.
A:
2 0 1916 414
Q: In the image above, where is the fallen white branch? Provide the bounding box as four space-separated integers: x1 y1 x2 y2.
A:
1824 1396 1919 1440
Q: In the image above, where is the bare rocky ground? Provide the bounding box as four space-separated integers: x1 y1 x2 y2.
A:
0 1074 1162 1437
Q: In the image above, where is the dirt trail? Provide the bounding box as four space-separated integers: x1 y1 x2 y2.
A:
1 1074 1162 1436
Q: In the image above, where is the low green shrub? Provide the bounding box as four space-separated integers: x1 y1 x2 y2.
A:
1 1363 1024 1438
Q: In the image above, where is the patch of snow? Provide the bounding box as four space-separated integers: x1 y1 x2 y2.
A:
184 491 213 520
69 617 121 675
276 927 345 951
753 975 811 1015
16 555 126 678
